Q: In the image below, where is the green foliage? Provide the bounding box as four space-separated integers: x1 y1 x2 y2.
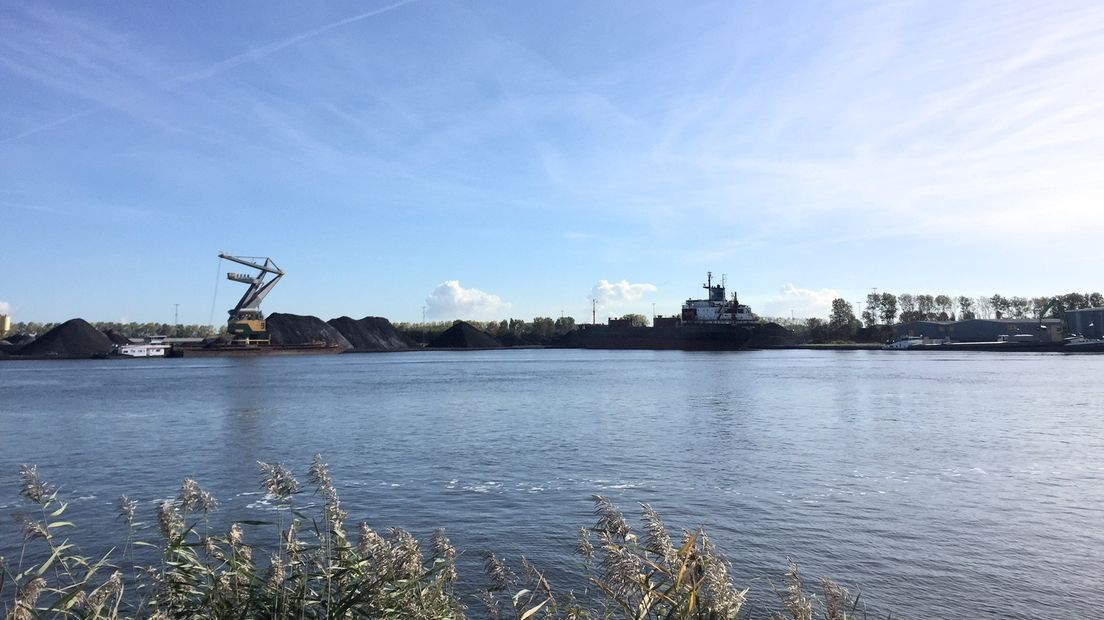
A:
394 317 580 346
827 299 859 341
619 314 649 327
878 293 897 326
2 461 876 620
6 322 223 339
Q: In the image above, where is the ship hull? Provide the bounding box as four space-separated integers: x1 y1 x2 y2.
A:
566 324 753 351
171 343 347 357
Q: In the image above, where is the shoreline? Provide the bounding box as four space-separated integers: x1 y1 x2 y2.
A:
5 341 1080 360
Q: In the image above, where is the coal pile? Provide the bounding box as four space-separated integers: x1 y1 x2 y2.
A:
103 329 133 345
266 313 352 350
428 321 502 348
2 333 35 345
328 316 415 351
13 319 114 358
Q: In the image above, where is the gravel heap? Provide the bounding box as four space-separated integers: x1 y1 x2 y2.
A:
265 313 352 350
428 321 502 349
327 316 415 351
14 319 114 358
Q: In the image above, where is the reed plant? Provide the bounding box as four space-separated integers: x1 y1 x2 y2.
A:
3 458 871 619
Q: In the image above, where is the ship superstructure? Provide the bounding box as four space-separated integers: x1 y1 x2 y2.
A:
681 272 756 325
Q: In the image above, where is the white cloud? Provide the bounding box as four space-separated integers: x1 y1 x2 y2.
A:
590 280 657 309
0 301 11 314
760 284 840 319
425 281 509 320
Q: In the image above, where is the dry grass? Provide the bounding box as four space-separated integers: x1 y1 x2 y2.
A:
2 459 874 619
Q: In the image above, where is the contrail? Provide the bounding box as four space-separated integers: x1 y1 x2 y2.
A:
0 0 417 144
168 0 417 85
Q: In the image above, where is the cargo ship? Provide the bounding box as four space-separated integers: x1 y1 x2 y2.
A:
567 272 756 350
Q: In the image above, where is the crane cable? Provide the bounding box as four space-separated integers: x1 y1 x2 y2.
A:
208 256 223 332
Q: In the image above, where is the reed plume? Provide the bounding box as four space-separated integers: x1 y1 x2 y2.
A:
1 459 874 620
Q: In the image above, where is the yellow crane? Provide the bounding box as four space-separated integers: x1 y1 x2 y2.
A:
218 252 285 344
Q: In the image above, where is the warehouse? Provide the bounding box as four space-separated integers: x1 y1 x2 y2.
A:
894 318 1062 343
1066 308 1104 339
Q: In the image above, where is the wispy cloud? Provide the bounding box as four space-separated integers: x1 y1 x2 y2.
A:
563 1 1104 253
0 1 417 143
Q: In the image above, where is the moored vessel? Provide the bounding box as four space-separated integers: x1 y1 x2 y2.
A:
568 272 756 350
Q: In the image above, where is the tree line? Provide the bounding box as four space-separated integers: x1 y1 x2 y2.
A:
858 291 1103 327
4 322 223 339
395 316 578 345
784 291 1103 344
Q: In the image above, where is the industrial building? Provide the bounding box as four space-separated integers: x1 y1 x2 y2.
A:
1066 308 1104 339
894 318 1063 343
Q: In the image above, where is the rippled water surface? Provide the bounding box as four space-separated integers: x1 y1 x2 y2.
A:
2 349 1102 618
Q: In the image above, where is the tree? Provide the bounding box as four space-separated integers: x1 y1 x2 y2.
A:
879 293 898 325
805 318 828 343
862 293 881 328
621 314 649 327
934 295 953 320
916 295 935 320
828 298 858 340
897 294 918 322
1059 292 1088 310
975 296 992 319
531 317 556 340
989 294 1009 319
554 316 576 334
1008 296 1030 319
957 296 975 320
1089 292 1104 308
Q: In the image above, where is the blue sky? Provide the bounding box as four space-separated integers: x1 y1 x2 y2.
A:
2 1 1103 325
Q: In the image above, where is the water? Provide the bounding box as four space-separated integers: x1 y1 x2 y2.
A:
1 349 1102 618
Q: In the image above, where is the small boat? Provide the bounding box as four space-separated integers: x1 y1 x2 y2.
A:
882 336 926 350
1063 335 1104 352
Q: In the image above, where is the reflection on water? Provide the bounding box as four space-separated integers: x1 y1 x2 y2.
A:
2 350 1103 618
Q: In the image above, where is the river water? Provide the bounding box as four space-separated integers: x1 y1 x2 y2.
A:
1 349 1102 618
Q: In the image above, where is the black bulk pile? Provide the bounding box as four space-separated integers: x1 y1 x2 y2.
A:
13 319 114 358
265 313 352 350
428 321 502 349
327 316 416 351
102 329 133 346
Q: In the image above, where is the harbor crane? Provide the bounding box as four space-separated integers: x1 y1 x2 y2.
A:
218 252 285 344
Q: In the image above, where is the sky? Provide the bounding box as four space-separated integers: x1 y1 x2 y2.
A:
2 0 1103 325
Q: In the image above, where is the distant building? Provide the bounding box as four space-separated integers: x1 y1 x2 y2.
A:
895 318 1062 343
1066 308 1104 339
0 314 10 335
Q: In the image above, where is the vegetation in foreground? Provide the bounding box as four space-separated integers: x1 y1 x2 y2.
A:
3 458 872 619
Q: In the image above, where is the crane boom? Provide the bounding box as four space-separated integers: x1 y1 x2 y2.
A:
218 252 285 344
